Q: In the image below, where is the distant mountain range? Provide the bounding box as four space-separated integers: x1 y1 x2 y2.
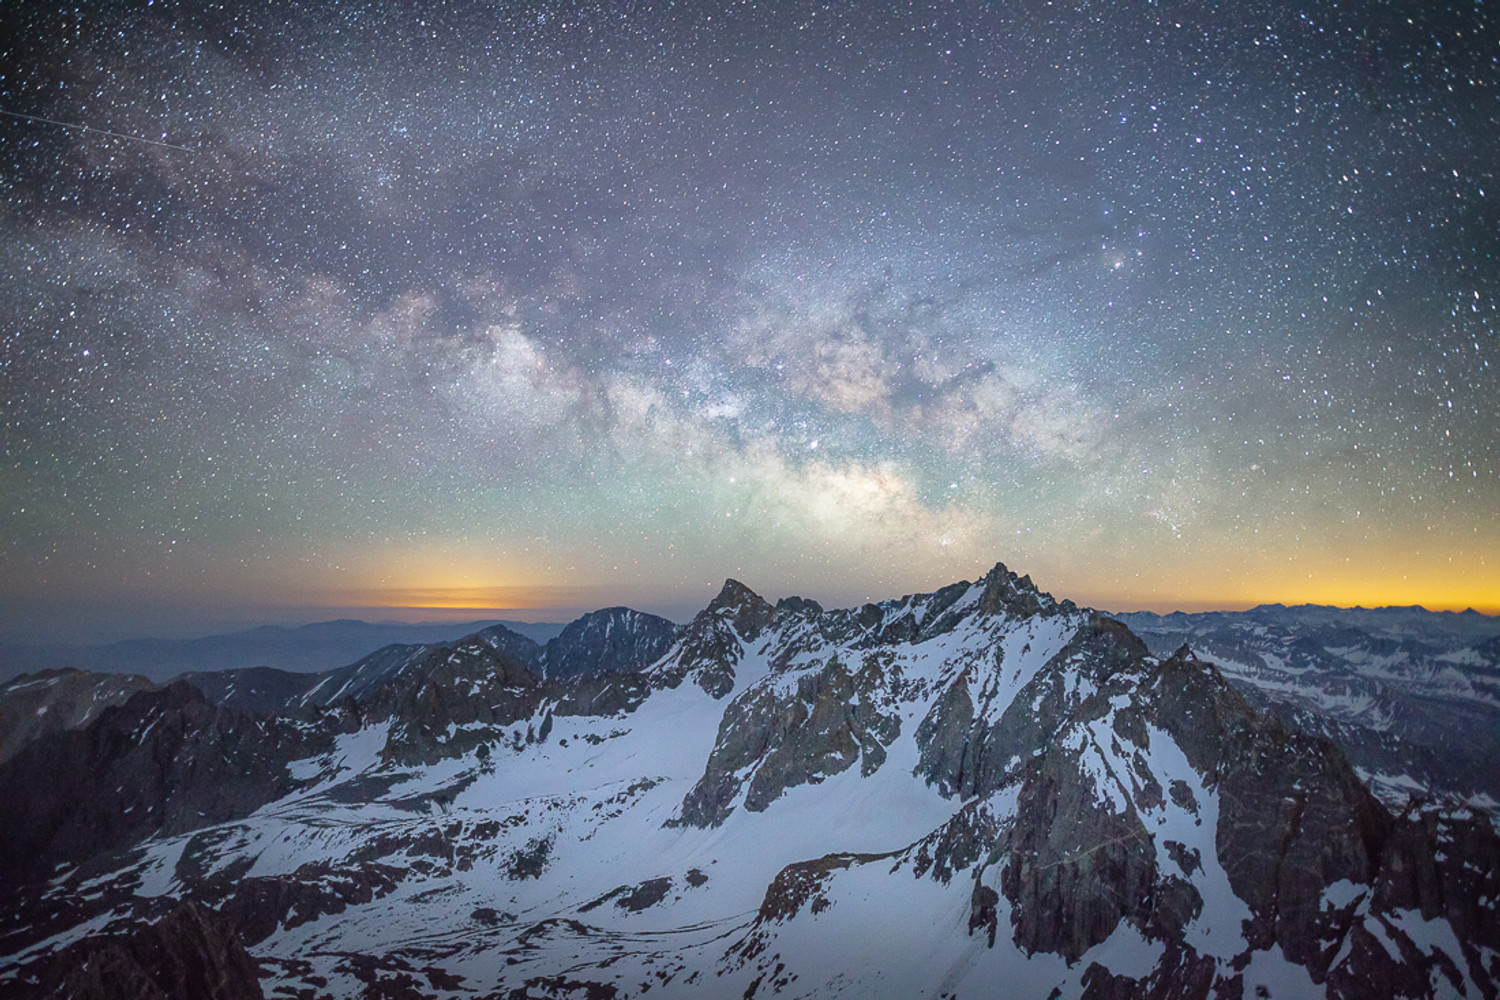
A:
1 569 1496 999
1114 604 1500 807
0 617 568 684
1120 601 1500 644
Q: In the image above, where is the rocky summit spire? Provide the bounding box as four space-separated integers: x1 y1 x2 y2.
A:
704 578 776 639
976 561 1069 618
707 578 761 611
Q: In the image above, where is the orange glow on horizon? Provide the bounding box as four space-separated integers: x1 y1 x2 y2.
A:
333 585 592 612
1093 594 1500 617
210 539 1500 623
288 542 597 614
1051 530 1499 618
348 578 1500 620
1075 575 1500 618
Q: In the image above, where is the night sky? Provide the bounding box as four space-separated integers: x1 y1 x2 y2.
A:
3 1 1497 643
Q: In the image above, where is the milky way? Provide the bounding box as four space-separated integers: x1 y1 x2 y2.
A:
2 2 1496 641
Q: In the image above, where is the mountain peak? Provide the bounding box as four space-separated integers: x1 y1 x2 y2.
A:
5 562 1498 998
704 578 776 640
775 595 823 617
539 607 681 680
708 578 762 611
1168 642 1200 663
976 561 1068 618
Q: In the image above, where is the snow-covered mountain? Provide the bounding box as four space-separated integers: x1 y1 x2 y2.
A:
1114 606 1500 810
1 566 1496 1000
179 607 681 715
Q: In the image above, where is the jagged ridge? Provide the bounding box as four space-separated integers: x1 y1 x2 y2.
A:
0 563 1494 1000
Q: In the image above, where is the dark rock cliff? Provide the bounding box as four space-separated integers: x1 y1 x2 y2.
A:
21 900 264 1000
0 682 342 890
539 608 680 680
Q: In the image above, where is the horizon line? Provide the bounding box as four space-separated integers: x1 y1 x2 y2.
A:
6 595 1498 650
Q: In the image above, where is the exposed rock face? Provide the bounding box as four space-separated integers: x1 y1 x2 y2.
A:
915 615 1150 800
551 670 652 719
372 640 544 764
355 626 670 764
176 665 325 716
846 580 975 645
751 851 889 925
966 620 1166 962
0 681 342 889
976 561 1076 620
1002 746 1160 962
673 654 900 827
219 862 407 946
1376 808 1500 952
0 667 156 764
1149 649 1394 971
1 563 1496 1000
1351 806 1500 1000
1116 605 1500 805
28 900 264 1000
706 579 777 640
910 800 1001 886
538 608 680 680
648 579 775 697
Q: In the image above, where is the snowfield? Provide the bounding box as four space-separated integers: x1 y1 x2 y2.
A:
2 568 1496 1000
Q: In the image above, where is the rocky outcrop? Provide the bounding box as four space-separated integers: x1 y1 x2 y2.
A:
1374 807 1500 953
219 861 407 945
0 682 341 889
649 579 775 698
981 622 1164 961
976 561 1075 620
28 900 264 1000
913 665 979 795
552 670 652 719
705 579 777 640
751 851 892 925
539 608 680 680
824 564 1075 650
909 800 1003 885
0 668 157 764
1002 748 1159 962
672 654 900 827
371 641 544 764
362 624 681 764
915 615 1148 800
1150 648 1394 972
845 580 975 646
1077 946 1218 1000
1341 806 1500 999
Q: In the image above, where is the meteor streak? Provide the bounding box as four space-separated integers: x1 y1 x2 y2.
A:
0 108 197 153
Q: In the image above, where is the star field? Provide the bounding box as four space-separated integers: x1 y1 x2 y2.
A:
2 1 1497 642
